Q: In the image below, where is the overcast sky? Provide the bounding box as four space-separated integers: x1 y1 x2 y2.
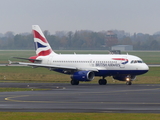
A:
0 0 160 34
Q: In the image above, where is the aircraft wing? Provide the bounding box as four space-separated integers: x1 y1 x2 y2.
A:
16 62 99 72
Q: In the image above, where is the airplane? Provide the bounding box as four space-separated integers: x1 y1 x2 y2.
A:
11 25 149 85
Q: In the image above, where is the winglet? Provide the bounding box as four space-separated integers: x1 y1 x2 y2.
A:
8 60 19 65
8 60 12 65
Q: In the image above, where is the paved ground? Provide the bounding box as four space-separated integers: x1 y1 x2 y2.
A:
0 83 160 113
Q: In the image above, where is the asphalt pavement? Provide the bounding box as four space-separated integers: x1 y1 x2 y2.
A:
0 83 159 113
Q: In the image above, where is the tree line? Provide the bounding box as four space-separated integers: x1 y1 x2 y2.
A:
0 30 160 50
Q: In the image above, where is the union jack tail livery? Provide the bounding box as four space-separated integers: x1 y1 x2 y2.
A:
32 25 56 56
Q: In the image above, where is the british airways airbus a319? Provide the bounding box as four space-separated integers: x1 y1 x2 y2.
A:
12 25 149 85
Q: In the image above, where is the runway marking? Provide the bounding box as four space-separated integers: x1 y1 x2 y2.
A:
5 96 160 105
3 87 160 101
4 87 160 105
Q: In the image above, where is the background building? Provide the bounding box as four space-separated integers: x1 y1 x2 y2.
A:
106 31 118 47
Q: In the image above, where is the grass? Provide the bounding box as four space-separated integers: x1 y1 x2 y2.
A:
0 66 69 82
133 67 160 84
0 112 159 120
0 66 160 84
1 50 160 64
0 88 48 92
126 51 160 64
0 50 34 63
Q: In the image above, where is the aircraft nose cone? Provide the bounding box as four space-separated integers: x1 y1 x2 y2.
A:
136 64 149 75
144 64 149 70
140 64 149 73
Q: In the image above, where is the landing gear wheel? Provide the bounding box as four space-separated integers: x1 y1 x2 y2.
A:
98 79 107 85
71 80 79 85
126 81 132 85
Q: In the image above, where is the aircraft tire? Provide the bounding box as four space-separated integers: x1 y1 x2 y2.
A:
98 79 107 85
71 80 79 85
126 81 132 85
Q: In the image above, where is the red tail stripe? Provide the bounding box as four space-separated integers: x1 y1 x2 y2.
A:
112 58 127 61
29 56 38 63
37 49 52 56
33 30 48 43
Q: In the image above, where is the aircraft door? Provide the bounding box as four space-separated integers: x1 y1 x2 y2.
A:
90 59 94 67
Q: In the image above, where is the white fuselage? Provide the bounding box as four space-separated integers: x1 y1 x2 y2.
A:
36 53 149 76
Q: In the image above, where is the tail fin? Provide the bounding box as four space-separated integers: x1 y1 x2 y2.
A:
32 25 56 56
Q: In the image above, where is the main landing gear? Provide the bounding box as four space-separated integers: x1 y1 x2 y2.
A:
98 77 107 85
71 79 79 85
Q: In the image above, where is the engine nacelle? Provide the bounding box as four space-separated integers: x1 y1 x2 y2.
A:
113 75 136 81
71 71 95 81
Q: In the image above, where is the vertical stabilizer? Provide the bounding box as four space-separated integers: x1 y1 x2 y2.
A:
32 25 56 56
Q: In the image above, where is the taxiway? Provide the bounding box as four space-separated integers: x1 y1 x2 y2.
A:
0 83 159 113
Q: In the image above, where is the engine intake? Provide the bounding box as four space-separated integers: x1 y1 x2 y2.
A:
71 71 95 81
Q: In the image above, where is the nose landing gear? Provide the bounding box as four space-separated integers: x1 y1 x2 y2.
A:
126 81 132 85
126 76 132 85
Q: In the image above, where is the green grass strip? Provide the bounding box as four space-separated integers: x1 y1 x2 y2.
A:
0 112 159 120
0 66 160 84
0 88 49 92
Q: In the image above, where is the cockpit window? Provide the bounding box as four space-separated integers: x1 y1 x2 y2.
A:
137 60 143 63
131 60 143 64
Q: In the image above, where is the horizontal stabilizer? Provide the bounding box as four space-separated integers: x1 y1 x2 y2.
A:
8 60 19 64
12 57 41 62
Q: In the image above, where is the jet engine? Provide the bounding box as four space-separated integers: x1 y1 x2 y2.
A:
71 71 95 81
113 75 136 81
